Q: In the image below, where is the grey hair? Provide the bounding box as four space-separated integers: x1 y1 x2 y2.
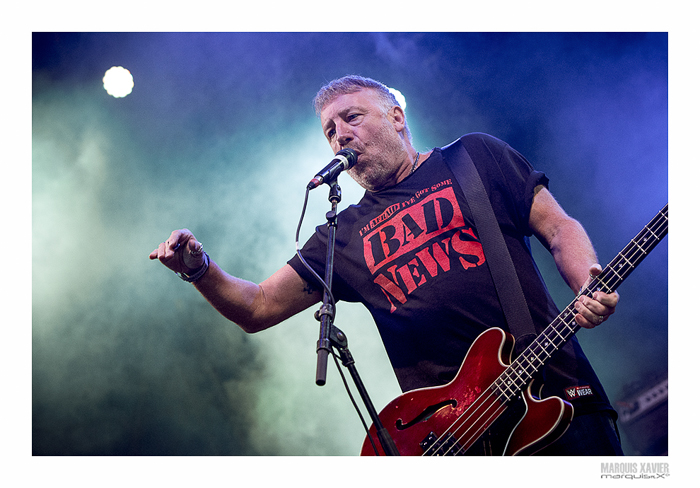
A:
313 75 412 142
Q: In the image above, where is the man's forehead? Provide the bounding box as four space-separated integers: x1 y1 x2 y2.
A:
320 89 381 120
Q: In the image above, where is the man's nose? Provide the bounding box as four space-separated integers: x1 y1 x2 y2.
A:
336 121 353 146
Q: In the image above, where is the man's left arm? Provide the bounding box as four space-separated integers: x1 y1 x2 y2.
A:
529 185 618 329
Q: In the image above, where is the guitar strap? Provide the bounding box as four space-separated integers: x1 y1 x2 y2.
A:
441 136 537 339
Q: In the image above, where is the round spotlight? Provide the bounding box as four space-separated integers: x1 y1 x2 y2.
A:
388 87 406 111
103 66 134 98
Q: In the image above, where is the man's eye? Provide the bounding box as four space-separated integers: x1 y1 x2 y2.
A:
327 129 336 139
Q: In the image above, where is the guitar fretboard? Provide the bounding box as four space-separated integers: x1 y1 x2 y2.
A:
492 204 668 402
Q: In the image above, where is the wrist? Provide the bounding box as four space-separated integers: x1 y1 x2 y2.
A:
176 252 210 283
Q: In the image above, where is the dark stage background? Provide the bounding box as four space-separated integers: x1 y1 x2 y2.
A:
32 32 668 456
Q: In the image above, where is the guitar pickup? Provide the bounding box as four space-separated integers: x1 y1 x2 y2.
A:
420 431 465 455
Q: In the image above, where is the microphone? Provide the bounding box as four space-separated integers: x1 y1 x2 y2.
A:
307 149 358 189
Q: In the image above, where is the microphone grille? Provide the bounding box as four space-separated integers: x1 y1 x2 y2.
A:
337 148 358 168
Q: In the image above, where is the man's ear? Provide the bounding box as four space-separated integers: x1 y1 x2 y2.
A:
388 105 406 133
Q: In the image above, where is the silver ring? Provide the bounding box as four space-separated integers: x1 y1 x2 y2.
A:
189 243 203 257
598 315 604 323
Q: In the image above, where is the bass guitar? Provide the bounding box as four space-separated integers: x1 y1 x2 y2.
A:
361 204 668 456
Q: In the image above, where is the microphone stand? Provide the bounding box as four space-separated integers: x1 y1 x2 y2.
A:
314 181 340 387
314 180 400 456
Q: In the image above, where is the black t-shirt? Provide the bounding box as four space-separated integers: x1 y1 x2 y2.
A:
289 133 614 417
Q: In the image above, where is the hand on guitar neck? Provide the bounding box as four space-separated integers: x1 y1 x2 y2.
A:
574 264 619 329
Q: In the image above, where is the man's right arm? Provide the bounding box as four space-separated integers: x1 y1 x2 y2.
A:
195 261 322 333
150 228 322 333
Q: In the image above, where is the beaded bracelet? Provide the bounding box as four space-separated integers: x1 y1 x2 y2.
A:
176 251 210 283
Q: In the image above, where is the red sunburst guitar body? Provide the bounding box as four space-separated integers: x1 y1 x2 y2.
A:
360 327 573 456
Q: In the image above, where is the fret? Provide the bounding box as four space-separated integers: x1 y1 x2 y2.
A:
514 363 538 385
598 280 613 293
493 377 519 402
619 245 638 265
646 226 659 241
548 325 567 344
502 370 518 387
528 342 551 362
618 253 634 269
501 380 517 395
513 364 528 380
559 327 577 344
607 266 623 281
520 351 543 371
497 372 517 389
631 239 648 255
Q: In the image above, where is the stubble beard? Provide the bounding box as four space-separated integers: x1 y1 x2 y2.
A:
347 126 408 192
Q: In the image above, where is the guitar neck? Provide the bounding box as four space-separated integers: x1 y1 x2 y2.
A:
493 204 669 401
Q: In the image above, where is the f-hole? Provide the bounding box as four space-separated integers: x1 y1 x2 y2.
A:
395 399 458 430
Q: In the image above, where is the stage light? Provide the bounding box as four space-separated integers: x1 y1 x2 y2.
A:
388 87 406 110
103 66 134 98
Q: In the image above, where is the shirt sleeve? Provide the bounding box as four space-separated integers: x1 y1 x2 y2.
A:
460 133 549 236
287 230 326 293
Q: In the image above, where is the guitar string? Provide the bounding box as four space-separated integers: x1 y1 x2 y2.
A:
422 384 507 456
447 396 509 455
421 206 668 456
